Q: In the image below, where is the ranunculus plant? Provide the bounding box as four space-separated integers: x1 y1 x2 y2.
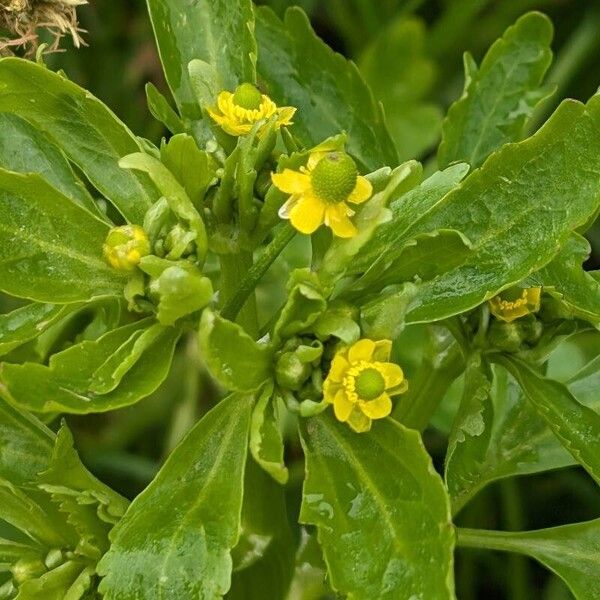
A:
0 1 599 598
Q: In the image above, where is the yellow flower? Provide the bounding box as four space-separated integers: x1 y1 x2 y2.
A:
488 287 542 322
323 339 408 433
272 150 372 238
207 83 295 137
103 225 150 271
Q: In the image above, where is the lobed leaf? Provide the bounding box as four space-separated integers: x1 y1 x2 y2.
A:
0 320 180 414
146 0 256 121
98 394 254 600
534 234 600 326
458 520 600 599
495 355 600 486
438 12 553 169
0 58 160 223
0 113 99 216
255 6 398 171
405 94 600 323
300 412 455 599
0 169 125 304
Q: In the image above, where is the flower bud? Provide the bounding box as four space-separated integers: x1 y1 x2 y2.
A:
275 351 311 391
103 225 150 271
12 558 46 584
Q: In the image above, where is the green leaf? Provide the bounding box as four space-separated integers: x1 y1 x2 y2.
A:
359 16 443 161
299 413 455 599
0 398 53 486
0 320 180 414
146 0 256 120
350 163 469 277
0 303 75 357
160 134 216 206
145 82 184 135
534 234 600 326
438 12 553 169
444 354 493 511
97 394 254 600
458 519 600 600
227 459 294 599
249 387 287 484
0 114 99 216
199 309 273 392
436 351 600 513
0 479 67 547
0 58 159 223
256 6 398 171
406 94 600 323
0 169 126 304
495 354 600 486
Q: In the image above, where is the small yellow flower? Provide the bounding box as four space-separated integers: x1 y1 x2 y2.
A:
488 287 542 322
103 225 150 271
323 339 408 433
207 83 295 137
272 151 372 238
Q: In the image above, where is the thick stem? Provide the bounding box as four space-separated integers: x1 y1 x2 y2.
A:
500 479 530 600
394 342 465 431
221 223 295 324
219 251 259 337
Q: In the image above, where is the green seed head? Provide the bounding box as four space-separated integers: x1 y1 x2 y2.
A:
311 152 358 203
232 83 263 110
354 368 386 401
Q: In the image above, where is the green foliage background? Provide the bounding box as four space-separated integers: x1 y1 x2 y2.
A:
1 0 599 598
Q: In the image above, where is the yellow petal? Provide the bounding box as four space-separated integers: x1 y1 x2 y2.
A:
217 91 233 114
276 106 296 127
325 203 357 238
379 362 405 389
526 287 542 310
289 194 325 235
323 379 341 404
278 195 300 219
271 170 311 195
348 339 375 364
359 393 392 419
307 151 328 171
347 408 372 433
333 389 354 422
347 176 372 204
327 353 349 382
372 340 392 362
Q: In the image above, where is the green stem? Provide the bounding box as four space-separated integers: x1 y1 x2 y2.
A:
394 343 465 431
457 527 530 553
219 251 259 337
221 223 295 324
500 480 530 600
164 335 200 454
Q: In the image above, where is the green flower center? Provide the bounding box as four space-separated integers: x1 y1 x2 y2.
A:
233 83 263 110
354 368 386 401
311 152 358 204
